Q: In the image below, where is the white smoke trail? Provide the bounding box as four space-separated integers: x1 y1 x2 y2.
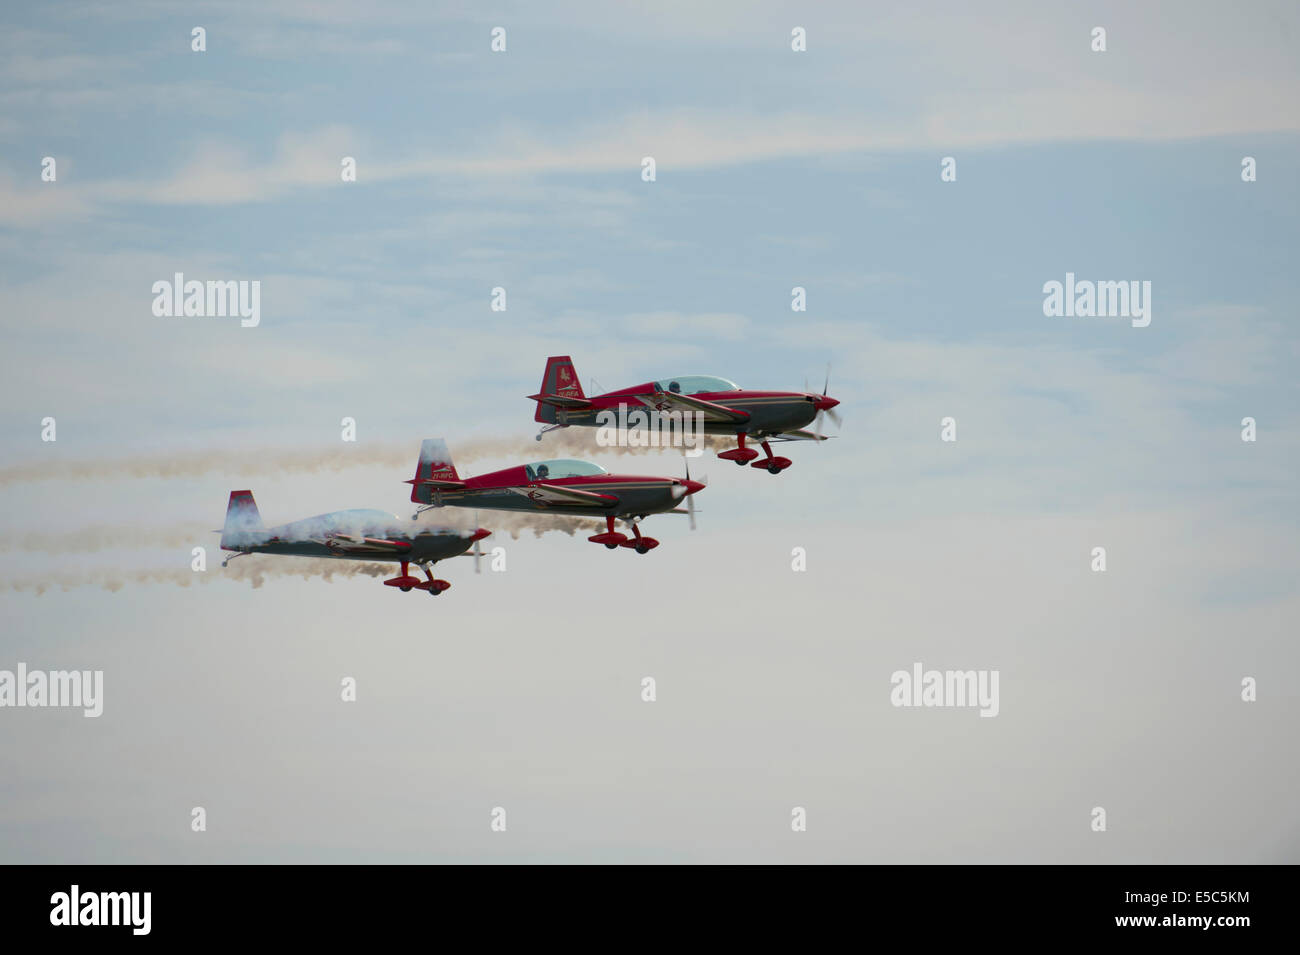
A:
540 429 734 461
0 504 638 564
0 522 214 554
0 512 647 592
0 556 394 595
0 431 733 487
477 512 607 540
0 440 483 486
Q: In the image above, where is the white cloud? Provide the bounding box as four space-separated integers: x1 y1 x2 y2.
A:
0 171 93 227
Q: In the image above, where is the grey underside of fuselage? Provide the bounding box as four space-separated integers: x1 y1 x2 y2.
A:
437 487 676 518
241 536 469 562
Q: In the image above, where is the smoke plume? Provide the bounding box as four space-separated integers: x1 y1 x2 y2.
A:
0 556 393 595
0 431 729 486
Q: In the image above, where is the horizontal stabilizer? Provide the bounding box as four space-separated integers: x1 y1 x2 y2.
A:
528 392 594 410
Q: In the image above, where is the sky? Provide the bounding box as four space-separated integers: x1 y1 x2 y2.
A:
0 1 1297 863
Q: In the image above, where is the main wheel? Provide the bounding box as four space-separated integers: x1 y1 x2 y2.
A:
399 585 412 592
605 542 618 550
428 587 440 596
767 463 781 474
635 544 649 554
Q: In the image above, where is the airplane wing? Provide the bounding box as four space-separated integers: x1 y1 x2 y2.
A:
528 393 594 410
764 428 833 442
320 535 413 555
631 390 750 423
507 483 619 509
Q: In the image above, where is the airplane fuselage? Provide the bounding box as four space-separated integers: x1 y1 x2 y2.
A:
419 468 688 519
223 523 475 563
558 386 821 438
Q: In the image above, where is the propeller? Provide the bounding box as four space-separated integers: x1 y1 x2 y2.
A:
684 457 706 530
472 510 483 574
813 364 842 441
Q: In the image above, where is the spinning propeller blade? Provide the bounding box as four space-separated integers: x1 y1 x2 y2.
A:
815 364 842 437
683 457 706 531
473 511 483 573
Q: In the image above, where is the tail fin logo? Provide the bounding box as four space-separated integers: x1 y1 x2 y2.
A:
546 357 583 397
555 366 581 398
534 356 585 423
411 439 460 504
415 439 459 482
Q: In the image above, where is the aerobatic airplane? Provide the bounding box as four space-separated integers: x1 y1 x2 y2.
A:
406 439 704 553
218 490 491 596
528 355 841 473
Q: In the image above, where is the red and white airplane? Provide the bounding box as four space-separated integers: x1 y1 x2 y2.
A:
529 355 841 473
406 439 704 554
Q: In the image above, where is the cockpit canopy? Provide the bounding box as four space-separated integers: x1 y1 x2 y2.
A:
655 375 740 395
525 459 608 481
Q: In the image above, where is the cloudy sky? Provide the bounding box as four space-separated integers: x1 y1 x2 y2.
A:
1 0 1296 863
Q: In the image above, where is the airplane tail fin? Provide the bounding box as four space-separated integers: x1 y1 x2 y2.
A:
410 439 459 503
221 490 263 549
532 355 586 423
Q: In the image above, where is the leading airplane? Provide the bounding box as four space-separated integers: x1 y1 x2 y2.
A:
528 355 841 474
406 438 704 554
218 490 491 596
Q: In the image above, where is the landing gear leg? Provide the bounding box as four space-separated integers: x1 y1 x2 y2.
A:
618 519 659 554
588 515 629 549
383 560 423 593
750 438 793 474
419 562 451 596
718 432 760 465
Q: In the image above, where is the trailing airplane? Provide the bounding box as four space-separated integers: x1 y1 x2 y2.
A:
406 439 704 554
528 355 841 473
218 490 490 596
